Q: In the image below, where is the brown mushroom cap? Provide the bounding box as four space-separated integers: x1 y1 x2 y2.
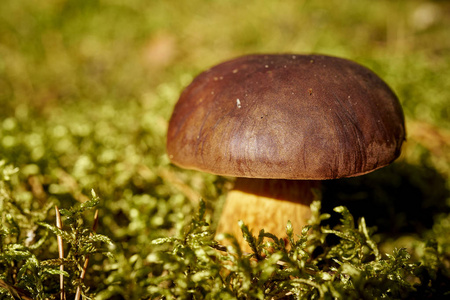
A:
167 54 405 180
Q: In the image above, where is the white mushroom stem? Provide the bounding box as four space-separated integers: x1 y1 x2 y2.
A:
215 178 320 252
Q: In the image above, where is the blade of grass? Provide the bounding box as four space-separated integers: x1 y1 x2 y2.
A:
55 206 66 300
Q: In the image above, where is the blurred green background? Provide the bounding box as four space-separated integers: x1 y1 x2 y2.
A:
1 0 449 297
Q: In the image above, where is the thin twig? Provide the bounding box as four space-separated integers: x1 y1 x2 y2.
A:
55 206 66 300
75 209 99 300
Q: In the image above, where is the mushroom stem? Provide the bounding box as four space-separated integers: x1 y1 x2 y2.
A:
216 178 320 252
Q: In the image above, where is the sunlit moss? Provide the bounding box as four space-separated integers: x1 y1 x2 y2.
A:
0 0 449 298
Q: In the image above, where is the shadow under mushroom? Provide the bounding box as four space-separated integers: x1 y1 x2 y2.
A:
321 161 450 237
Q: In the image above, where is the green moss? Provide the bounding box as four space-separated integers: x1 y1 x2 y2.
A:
0 0 449 298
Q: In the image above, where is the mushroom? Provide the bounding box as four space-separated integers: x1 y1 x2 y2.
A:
167 54 405 251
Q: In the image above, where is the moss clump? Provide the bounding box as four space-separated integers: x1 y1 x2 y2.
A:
1 0 449 298
147 200 450 299
0 162 111 299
